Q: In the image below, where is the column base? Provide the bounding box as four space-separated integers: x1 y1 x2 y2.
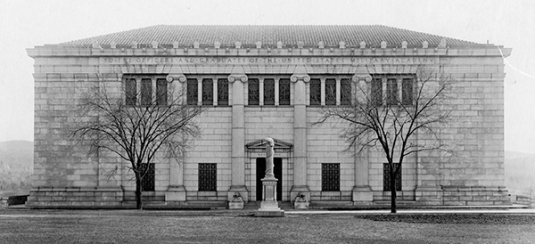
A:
165 186 186 202
352 185 373 202
228 185 249 202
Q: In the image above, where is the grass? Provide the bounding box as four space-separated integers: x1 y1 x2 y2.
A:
1 210 534 243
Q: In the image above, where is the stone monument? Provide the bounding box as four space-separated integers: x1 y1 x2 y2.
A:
254 137 285 217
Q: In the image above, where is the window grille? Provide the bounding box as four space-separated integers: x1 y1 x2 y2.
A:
199 163 217 191
402 78 414 105
386 78 398 105
156 79 167 105
140 79 152 106
371 78 383 106
310 79 321 106
187 79 198 105
325 79 336 105
383 163 402 191
139 163 155 191
264 79 275 105
279 79 291 105
125 78 137 105
217 79 229 106
322 163 340 191
202 79 213 105
341 79 351 105
248 79 259 105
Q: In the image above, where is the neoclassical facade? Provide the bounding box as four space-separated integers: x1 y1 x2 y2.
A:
27 25 511 208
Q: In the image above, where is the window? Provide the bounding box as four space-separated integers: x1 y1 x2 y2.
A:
383 163 401 191
248 79 259 105
187 79 198 105
264 79 275 105
322 163 340 191
156 79 167 105
202 79 213 105
139 163 155 191
199 163 217 191
125 78 137 105
341 79 351 105
310 79 321 105
279 79 291 105
217 79 229 106
402 78 413 105
386 78 398 105
371 78 383 106
325 79 336 105
140 79 152 106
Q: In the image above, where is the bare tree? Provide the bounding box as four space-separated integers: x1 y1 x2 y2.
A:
316 67 452 213
72 77 204 209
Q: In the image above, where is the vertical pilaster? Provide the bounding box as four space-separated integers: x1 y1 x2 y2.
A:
259 78 264 106
228 73 249 202
274 78 280 106
197 78 202 106
213 78 218 106
290 74 311 201
335 78 341 106
320 78 326 106
351 74 373 202
165 74 187 202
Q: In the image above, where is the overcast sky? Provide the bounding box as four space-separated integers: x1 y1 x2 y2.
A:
1 0 534 153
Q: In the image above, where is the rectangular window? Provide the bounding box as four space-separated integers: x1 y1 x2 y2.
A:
264 79 275 105
202 78 213 105
310 79 321 106
383 163 402 191
156 79 167 106
322 163 340 191
199 163 217 191
386 78 398 105
371 78 383 106
248 79 259 105
340 79 351 105
187 79 198 105
139 163 155 191
217 79 229 106
402 78 413 105
125 78 137 105
279 79 291 105
325 79 336 105
140 78 152 106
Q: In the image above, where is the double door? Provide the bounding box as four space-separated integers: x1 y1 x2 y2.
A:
256 158 282 201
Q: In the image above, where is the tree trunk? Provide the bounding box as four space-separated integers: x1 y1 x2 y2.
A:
390 170 397 214
135 174 143 210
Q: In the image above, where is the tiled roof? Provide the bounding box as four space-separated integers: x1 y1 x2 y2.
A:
59 25 489 48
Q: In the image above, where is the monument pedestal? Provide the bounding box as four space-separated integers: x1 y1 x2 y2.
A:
255 178 284 217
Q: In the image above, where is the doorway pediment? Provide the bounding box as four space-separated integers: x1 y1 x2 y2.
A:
245 138 293 150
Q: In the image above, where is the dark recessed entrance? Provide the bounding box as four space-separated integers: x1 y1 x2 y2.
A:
256 158 282 201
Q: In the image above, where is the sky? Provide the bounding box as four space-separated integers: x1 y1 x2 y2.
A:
0 0 534 153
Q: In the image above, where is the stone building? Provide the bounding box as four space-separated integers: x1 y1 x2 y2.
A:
27 25 512 208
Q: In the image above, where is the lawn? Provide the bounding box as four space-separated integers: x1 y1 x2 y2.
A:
1 210 534 244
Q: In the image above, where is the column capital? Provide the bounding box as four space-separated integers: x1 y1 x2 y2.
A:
166 74 187 83
228 74 248 83
352 73 372 83
290 74 310 83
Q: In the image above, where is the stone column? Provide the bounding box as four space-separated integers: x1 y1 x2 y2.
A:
165 74 187 202
228 74 249 202
336 78 341 106
320 78 326 106
259 78 264 106
290 74 311 201
351 74 373 203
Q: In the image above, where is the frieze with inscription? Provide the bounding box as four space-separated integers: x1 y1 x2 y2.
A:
101 57 447 65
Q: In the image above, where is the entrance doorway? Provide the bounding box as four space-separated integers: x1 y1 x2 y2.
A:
256 158 282 201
